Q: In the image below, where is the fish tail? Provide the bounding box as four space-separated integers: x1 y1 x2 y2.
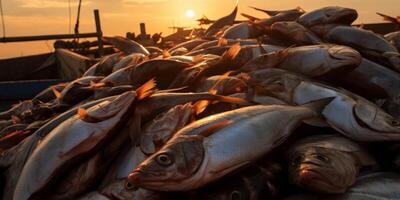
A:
221 43 241 64
215 94 248 104
136 79 157 100
302 97 335 115
241 13 260 22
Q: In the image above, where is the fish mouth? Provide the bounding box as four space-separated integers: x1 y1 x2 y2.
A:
296 166 346 193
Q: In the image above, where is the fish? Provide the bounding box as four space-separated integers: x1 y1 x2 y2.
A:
284 172 400 200
169 39 210 53
98 104 200 199
190 39 258 52
249 6 304 17
205 5 238 38
146 46 164 58
102 36 150 56
169 47 189 56
127 99 332 191
0 96 120 200
287 134 376 194
270 21 323 45
250 68 400 142
101 59 191 89
334 58 400 100
297 6 358 27
221 22 260 40
0 100 35 120
242 10 305 28
241 45 361 79
49 110 138 200
83 53 124 77
195 75 247 95
112 53 147 72
56 76 106 106
323 26 400 72
385 31 400 52
32 83 67 104
101 180 164 200
14 81 155 200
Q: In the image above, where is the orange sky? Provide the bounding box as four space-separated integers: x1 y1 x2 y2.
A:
0 0 399 58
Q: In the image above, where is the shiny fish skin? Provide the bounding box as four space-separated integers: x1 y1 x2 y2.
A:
14 92 138 200
128 102 329 191
298 6 358 27
252 69 400 142
242 45 361 78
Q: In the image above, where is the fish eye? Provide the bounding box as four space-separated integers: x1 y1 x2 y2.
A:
291 155 303 166
315 154 329 162
125 181 139 191
230 190 242 200
156 153 174 166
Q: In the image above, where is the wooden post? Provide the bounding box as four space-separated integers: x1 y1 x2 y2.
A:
94 9 104 57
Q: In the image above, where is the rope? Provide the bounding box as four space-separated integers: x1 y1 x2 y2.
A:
74 0 82 42
0 0 6 38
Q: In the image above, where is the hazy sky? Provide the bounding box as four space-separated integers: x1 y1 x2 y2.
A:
0 0 398 58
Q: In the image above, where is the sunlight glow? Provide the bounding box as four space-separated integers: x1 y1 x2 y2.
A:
186 9 195 18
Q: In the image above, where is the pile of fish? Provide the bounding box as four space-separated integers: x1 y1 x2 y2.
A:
1 4 400 200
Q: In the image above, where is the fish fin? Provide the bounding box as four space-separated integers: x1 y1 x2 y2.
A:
192 100 209 115
192 54 205 63
218 38 229 46
89 81 107 89
296 6 306 13
192 71 233 115
241 13 260 22
52 86 62 99
162 50 171 58
377 12 400 24
249 6 273 16
199 120 233 137
136 79 157 100
221 43 241 63
301 97 335 115
77 107 88 119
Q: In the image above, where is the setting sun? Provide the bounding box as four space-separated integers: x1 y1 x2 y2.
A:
185 9 195 18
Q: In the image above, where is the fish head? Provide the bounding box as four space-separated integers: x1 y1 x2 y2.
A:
288 146 358 193
353 101 400 135
321 7 358 25
327 45 362 71
299 6 358 27
249 69 303 102
128 136 204 190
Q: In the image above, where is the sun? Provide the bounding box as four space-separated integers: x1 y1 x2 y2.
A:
185 9 195 18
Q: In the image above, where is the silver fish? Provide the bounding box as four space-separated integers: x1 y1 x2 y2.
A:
285 172 400 200
271 21 323 45
287 134 375 194
324 26 400 72
221 22 259 40
101 59 191 89
102 36 150 56
112 53 147 72
128 100 331 191
297 6 358 27
242 45 361 78
14 83 154 200
77 192 110 200
385 31 400 52
190 39 258 52
169 39 209 53
251 68 400 142
83 53 123 77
